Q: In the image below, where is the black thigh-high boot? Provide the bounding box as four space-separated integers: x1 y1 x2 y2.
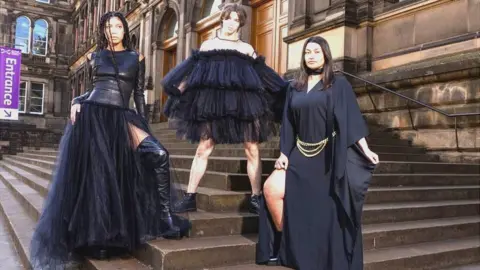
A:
137 136 183 239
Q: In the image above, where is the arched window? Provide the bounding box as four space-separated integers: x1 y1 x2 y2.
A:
166 14 178 39
32 19 49 56
15 16 31 53
193 0 222 21
202 0 221 18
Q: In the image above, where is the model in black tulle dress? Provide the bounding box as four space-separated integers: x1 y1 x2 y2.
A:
161 4 288 214
29 12 190 269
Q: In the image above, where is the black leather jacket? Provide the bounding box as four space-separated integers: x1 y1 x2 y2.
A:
71 49 146 118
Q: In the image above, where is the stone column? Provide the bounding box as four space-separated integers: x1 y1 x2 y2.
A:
98 0 104 19
143 10 155 103
185 22 200 57
151 41 165 99
176 0 187 63
0 9 9 46
29 24 34 54
289 0 310 33
47 79 55 114
9 15 16 49
151 41 166 121
87 0 91 39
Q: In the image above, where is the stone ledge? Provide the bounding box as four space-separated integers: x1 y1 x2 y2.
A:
365 102 480 130
390 127 480 151
351 50 480 91
0 123 63 155
356 78 480 114
428 151 480 164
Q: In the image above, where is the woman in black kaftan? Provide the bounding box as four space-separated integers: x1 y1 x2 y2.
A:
256 36 379 270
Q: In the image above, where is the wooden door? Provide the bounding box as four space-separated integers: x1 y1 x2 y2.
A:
198 25 220 45
251 0 288 75
161 48 177 122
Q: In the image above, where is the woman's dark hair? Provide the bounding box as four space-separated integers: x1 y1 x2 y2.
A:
95 12 132 112
97 11 132 51
293 36 335 91
220 4 247 28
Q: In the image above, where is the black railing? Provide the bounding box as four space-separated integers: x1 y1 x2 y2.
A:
338 70 480 150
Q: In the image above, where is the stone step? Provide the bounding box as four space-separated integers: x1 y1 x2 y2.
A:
136 235 257 269
442 263 480 269
0 168 150 270
363 236 480 270
167 155 478 174
0 206 24 270
140 235 480 270
2 158 479 211
152 127 397 139
363 200 480 224
12 158 479 196
17 150 441 163
155 133 413 147
1 157 52 180
365 186 480 204
2 158 479 240
362 216 480 250
21 143 428 155
2 161 479 269
210 264 288 269
371 174 480 187
0 160 257 238
160 142 427 154
173 168 479 191
3 157 479 226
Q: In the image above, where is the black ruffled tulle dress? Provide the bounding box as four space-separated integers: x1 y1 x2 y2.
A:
161 49 288 144
29 49 190 269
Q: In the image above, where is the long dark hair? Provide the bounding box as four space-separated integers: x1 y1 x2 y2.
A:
97 12 132 51
95 12 132 111
293 36 335 91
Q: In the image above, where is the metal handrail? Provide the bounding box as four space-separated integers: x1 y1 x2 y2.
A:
337 70 480 150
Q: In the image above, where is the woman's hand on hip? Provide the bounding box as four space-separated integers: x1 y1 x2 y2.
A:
70 104 81 124
363 149 379 164
275 153 289 170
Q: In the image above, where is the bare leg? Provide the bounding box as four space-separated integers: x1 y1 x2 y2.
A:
244 142 262 196
263 169 286 231
128 124 149 149
187 138 215 193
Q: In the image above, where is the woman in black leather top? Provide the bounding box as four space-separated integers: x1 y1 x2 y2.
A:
29 12 190 269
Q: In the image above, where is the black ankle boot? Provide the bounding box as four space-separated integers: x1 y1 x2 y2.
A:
249 194 261 214
172 193 197 213
138 136 183 239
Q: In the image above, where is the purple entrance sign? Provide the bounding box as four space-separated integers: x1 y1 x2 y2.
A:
0 47 22 120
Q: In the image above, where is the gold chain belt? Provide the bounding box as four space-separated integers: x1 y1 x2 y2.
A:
296 131 336 157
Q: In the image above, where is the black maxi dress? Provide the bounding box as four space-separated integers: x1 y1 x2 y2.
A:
29 49 190 269
256 76 376 270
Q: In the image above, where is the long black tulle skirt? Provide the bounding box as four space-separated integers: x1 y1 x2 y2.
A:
30 101 190 269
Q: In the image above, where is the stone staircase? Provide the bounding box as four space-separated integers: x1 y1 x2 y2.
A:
0 123 479 270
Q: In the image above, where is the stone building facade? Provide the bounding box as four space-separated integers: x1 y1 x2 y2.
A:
1 0 73 129
2 0 480 150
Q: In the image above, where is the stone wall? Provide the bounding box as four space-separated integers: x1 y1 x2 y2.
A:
352 50 480 151
0 121 63 155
